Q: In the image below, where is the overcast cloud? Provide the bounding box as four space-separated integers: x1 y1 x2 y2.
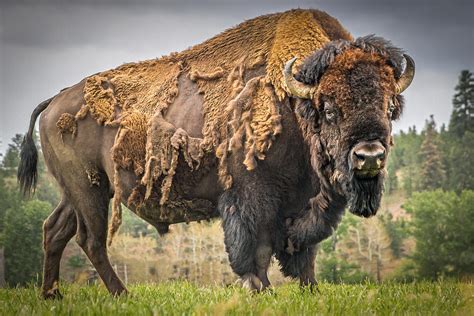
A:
1 0 473 153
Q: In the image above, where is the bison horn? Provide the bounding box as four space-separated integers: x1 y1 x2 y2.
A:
395 54 415 94
283 57 316 99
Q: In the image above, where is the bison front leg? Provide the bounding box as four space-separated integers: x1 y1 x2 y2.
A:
218 189 277 292
275 245 318 291
287 194 345 254
277 194 346 292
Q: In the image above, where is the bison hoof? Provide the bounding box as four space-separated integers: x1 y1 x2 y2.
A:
240 273 265 292
300 279 320 294
111 287 129 297
42 288 63 300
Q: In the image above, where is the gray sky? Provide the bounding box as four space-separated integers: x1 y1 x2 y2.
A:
1 0 473 153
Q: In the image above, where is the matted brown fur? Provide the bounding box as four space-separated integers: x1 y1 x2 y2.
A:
62 9 352 242
56 113 77 137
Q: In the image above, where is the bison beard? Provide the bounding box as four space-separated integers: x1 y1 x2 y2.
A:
344 171 385 218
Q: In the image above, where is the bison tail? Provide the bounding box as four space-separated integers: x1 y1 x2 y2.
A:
17 97 53 196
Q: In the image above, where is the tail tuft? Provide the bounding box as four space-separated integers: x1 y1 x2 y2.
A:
17 134 38 196
17 96 53 196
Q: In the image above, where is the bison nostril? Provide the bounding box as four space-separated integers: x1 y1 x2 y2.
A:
357 151 384 167
354 152 366 161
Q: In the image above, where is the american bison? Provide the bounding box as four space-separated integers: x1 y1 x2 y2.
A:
18 9 414 298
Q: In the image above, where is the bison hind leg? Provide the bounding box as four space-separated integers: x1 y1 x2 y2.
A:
42 198 77 299
72 188 127 297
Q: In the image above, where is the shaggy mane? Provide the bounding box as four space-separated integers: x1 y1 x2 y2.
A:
296 35 406 85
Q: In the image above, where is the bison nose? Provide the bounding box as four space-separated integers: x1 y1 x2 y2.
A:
351 141 386 171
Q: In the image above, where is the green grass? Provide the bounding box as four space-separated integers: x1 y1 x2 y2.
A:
1 281 473 315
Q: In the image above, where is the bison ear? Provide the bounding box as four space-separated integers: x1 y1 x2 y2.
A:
390 95 405 121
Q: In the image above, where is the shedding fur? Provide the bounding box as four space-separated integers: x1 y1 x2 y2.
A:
141 114 202 204
189 67 225 81
83 76 118 125
113 112 149 175
108 128 128 245
141 112 178 201
56 113 77 137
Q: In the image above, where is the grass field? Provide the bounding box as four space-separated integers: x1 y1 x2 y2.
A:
1 281 473 315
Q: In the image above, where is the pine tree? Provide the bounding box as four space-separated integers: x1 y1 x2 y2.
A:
0 134 23 177
419 116 446 191
386 160 398 194
447 131 474 192
444 70 474 192
449 70 474 137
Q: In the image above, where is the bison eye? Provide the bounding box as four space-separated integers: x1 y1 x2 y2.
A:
388 100 396 119
324 108 336 122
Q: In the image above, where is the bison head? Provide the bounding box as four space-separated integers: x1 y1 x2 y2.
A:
284 35 414 217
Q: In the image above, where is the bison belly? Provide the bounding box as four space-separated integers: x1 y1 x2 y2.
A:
124 74 222 227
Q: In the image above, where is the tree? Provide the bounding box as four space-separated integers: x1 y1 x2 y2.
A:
385 155 398 194
3 200 51 285
0 248 5 287
391 126 423 196
446 131 474 192
449 70 474 138
0 135 25 240
380 213 408 259
0 134 23 177
346 218 392 282
442 70 474 192
418 116 446 191
405 190 474 279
